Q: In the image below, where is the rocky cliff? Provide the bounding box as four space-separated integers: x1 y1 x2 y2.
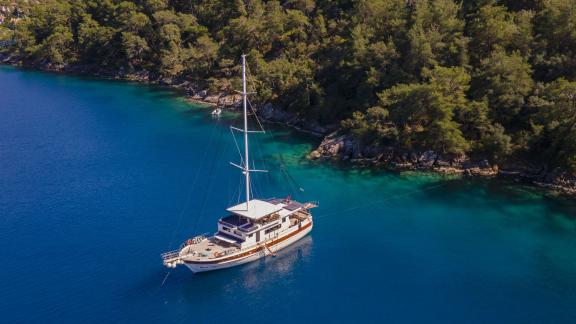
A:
310 132 576 196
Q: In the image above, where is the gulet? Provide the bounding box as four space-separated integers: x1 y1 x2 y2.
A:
161 55 317 273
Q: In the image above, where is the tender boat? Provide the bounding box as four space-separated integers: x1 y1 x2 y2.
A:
211 107 222 116
161 55 316 273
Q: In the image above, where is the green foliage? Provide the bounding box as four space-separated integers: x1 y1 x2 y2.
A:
376 66 472 155
533 0 576 80
39 25 75 64
0 26 12 41
121 32 149 68
478 123 513 162
77 14 116 63
530 78 576 170
6 0 576 170
341 107 398 145
468 3 533 63
405 0 467 73
473 48 534 126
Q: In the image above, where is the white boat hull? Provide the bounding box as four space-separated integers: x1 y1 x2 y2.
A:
184 221 313 273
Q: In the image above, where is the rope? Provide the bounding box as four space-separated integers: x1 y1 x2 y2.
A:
229 103 245 205
230 126 244 165
250 176 258 199
245 61 265 134
247 96 265 133
236 173 243 204
166 121 219 250
278 154 305 194
160 271 171 287
253 130 272 188
189 124 228 233
245 61 258 98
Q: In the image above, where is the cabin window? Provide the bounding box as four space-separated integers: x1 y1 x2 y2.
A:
248 234 253 238
222 227 230 232
282 217 287 223
265 225 281 234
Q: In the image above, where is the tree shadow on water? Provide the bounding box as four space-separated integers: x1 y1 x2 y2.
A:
416 177 576 232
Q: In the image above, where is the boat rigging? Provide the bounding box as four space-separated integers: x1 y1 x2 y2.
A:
161 55 317 273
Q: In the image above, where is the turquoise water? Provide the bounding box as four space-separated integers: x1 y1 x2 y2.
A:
1 66 576 323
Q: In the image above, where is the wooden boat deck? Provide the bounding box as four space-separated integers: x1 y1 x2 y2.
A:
182 237 239 261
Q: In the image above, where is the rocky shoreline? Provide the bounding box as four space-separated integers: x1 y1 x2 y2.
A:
309 132 576 197
2 56 575 197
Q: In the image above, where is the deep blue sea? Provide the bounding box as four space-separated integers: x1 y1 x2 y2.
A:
1 66 576 323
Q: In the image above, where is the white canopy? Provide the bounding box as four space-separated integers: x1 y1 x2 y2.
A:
227 199 283 220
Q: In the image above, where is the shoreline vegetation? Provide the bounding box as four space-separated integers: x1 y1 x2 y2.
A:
1 0 576 197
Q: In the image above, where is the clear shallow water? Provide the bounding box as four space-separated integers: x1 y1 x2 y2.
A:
1 66 576 323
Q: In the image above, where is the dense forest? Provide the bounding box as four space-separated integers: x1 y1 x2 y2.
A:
1 0 576 172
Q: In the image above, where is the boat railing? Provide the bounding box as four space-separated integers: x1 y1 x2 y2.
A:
179 233 209 248
162 233 209 262
166 230 284 261
219 219 237 228
223 248 236 256
162 240 204 262
161 250 181 262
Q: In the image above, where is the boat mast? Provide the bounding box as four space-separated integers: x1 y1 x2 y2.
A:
242 54 250 210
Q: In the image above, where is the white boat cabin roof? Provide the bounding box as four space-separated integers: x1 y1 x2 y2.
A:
226 199 283 220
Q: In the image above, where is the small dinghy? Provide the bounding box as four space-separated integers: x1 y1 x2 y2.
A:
211 108 222 116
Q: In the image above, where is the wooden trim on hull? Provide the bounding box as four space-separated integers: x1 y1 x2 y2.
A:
185 221 312 265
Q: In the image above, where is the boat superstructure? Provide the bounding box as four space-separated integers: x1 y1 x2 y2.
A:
161 55 316 273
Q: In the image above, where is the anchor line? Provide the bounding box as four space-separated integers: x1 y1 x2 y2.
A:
160 271 171 287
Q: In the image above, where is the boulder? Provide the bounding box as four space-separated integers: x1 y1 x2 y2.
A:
435 158 451 167
451 154 468 168
219 94 242 107
308 150 322 160
419 150 438 168
202 94 217 103
314 132 350 157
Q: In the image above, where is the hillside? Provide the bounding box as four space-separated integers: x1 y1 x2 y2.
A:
1 0 576 193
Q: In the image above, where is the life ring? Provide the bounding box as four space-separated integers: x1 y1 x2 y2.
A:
186 239 193 245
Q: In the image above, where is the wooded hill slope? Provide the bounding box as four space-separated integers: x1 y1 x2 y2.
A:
2 0 576 172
